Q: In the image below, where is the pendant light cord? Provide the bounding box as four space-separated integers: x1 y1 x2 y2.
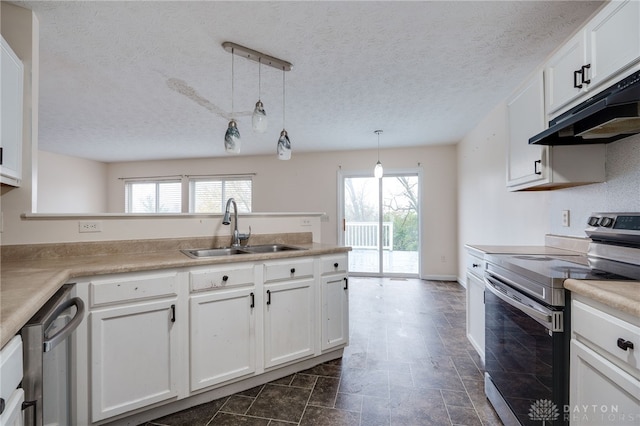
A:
282 66 286 128
231 47 235 119
377 131 380 161
258 58 262 101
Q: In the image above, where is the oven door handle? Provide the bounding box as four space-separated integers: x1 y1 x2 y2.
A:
43 297 85 352
484 275 555 329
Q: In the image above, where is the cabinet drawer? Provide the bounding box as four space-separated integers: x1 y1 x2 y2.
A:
264 258 314 283
465 252 484 279
573 299 640 378
190 263 255 292
321 254 348 275
90 272 178 307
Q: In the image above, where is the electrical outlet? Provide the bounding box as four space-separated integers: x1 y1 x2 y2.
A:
562 210 570 227
300 218 312 227
79 221 102 233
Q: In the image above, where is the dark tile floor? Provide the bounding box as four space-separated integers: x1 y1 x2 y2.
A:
144 277 503 426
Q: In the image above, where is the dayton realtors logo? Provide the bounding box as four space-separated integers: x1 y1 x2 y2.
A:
529 399 560 425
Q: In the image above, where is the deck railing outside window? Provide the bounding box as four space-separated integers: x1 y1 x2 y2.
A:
345 221 394 250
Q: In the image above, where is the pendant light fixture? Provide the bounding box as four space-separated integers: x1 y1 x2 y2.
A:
374 130 383 178
277 66 292 160
252 58 268 133
221 42 292 154
224 47 240 154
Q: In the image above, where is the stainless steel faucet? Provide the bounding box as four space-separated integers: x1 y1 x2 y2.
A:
222 197 251 247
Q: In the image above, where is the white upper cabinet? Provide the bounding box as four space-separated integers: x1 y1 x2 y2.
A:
506 71 547 188
585 0 640 89
507 70 606 191
546 0 640 116
545 32 587 115
0 36 24 187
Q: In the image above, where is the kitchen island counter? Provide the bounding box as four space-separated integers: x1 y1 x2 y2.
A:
1 235 350 347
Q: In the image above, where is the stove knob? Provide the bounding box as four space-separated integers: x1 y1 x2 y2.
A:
599 217 614 227
587 216 600 227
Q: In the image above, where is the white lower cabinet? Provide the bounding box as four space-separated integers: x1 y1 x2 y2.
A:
73 252 348 424
570 296 640 423
263 277 315 368
87 272 181 422
320 254 349 351
190 286 256 392
465 249 485 361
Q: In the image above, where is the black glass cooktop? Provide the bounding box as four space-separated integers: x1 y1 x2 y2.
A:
487 254 640 286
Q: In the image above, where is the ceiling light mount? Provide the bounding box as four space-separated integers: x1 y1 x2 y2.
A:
222 42 293 72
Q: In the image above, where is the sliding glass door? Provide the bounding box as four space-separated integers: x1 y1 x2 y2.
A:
341 171 420 277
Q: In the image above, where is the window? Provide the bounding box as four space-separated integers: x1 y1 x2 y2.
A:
125 180 181 213
190 177 252 213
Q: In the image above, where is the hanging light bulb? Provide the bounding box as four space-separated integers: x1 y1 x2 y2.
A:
277 66 292 160
374 130 383 178
252 58 268 133
225 47 241 154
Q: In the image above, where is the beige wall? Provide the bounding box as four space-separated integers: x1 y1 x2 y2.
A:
457 100 550 282
107 145 459 279
38 151 108 213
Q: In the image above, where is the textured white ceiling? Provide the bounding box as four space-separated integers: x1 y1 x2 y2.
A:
15 1 604 163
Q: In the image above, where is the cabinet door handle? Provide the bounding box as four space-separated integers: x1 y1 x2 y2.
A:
343 277 349 290
617 338 634 351
250 292 255 308
534 160 542 175
574 69 583 89
170 304 176 322
581 64 591 84
266 290 271 305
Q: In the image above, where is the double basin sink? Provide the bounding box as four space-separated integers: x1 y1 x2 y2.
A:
181 244 306 259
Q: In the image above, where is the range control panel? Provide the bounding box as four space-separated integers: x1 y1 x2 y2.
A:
586 213 640 244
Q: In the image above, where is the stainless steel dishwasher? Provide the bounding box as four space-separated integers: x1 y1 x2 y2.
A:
21 284 84 426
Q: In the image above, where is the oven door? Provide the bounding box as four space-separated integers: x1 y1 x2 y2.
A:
484 273 569 426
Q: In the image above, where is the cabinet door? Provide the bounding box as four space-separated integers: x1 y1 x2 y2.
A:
321 275 349 351
0 37 24 186
586 0 640 88
190 288 256 392
466 273 485 361
264 278 315 369
570 340 640 422
506 71 548 189
90 299 179 422
545 32 587 114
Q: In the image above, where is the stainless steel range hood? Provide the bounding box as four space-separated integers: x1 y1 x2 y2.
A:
529 70 640 146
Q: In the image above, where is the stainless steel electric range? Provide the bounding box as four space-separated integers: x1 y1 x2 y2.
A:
482 212 640 426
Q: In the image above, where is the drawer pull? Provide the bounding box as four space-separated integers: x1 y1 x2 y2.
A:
617 338 634 351
334 262 339 268
290 268 296 274
222 275 229 282
472 263 481 268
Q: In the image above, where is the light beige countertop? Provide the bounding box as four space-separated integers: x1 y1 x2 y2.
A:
0 234 350 348
564 279 640 318
466 245 581 256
